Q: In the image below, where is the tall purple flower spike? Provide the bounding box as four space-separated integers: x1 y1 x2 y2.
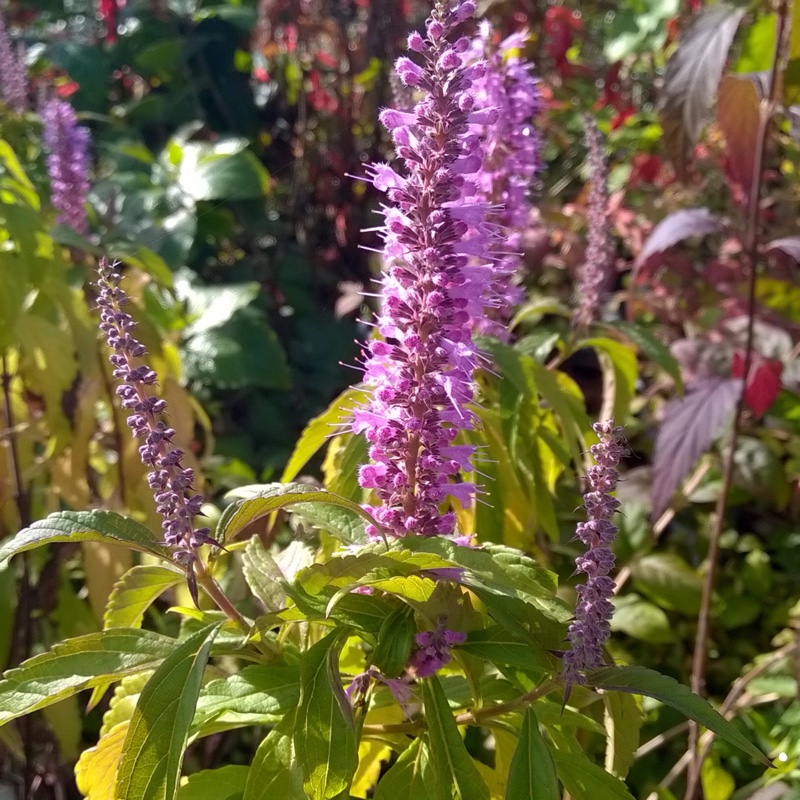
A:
469 23 542 338
562 420 626 689
41 98 91 234
0 16 26 114
96 258 216 590
574 117 614 330
353 0 497 539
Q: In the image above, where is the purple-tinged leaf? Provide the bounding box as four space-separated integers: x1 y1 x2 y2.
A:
717 75 761 199
659 4 746 177
635 209 724 267
652 378 742 518
766 236 800 261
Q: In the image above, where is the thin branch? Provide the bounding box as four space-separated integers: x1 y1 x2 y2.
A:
684 6 790 798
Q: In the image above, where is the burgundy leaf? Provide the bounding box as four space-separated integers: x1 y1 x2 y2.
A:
658 3 746 177
717 75 761 201
732 351 783 417
766 236 800 262
652 377 742 518
635 208 724 267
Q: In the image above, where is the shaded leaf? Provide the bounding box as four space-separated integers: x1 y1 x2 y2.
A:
635 208 724 268
632 553 703 615
506 708 559 800
610 595 674 644
549 748 634 800
659 4 746 176
652 378 742 518
717 75 761 198
372 606 416 679
603 692 642 779
244 714 307 799
607 321 683 390
240 538 287 611
176 765 249 800
115 624 222 800
587 665 770 766
374 738 436 800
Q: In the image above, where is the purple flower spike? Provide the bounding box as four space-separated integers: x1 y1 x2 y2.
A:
574 117 614 330
409 621 466 678
41 98 91 234
0 16 26 114
353 0 495 539
562 421 627 689
469 23 542 338
96 258 214 571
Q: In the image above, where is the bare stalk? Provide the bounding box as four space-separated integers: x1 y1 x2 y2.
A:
684 6 789 795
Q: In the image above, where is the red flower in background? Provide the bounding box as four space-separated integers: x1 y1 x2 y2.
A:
98 0 125 43
543 7 582 73
732 351 783 418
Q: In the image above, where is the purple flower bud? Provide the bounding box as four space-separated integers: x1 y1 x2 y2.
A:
408 622 466 678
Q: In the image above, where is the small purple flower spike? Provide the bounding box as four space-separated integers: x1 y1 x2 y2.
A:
353 0 496 539
41 98 91 234
469 23 542 338
409 621 466 678
574 117 614 330
562 420 627 689
95 258 216 587
0 16 26 114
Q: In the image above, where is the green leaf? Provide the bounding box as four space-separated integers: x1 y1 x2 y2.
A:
0 629 178 725
194 665 300 731
506 708 559 800
631 553 702 615
176 139 270 201
606 321 683 391
177 766 249 800
115 624 223 800
549 748 635 800
587 665 771 766
176 277 260 336
423 676 490 800
104 566 184 629
240 538 287 611
372 606 416 679
0 511 173 565
609 594 674 644
603 692 642 779
283 386 367 482
374 738 436 800
290 502 368 546
221 484 379 546
294 632 358 799
581 338 637 425
457 627 552 674
244 714 307 799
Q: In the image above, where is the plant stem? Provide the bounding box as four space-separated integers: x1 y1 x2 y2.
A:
193 558 250 633
684 6 789 797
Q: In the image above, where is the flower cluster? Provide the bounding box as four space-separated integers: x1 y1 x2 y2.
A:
574 117 614 329
41 99 91 234
0 15 26 114
562 420 626 688
353 0 497 539
408 622 466 678
468 23 542 337
96 258 215 573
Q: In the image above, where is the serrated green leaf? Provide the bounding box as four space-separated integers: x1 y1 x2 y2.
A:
244 713 307 799
291 502 368 546
0 510 173 565
506 708 558 800
0 629 178 725
115 624 223 800
294 632 358 799
587 665 770 766
283 387 367 482
457 626 551 673
549 748 635 800
176 765 249 800
603 691 642 779
221 484 379 546
423 676 490 800
241 538 287 611
607 321 683 391
373 738 436 800
104 566 183 629
194 665 300 731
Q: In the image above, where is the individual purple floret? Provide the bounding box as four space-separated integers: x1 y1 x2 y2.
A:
562 421 627 689
0 16 26 114
346 667 416 716
353 0 496 539
41 98 91 234
574 117 614 330
408 622 466 678
469 23 542 338
96 258 216 573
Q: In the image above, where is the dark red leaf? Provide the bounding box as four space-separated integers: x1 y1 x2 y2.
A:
652 378 742 518
717 75 761 202
731 351 783 417
766 236 800 261
635 208 724 267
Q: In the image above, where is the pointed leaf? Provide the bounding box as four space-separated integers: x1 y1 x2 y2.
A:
607 321 683 390
718 75 761 198
603 692 642 779
0 630 179 725
549 748 635 800
423 676 490 800
635 209 724 267
176 765 249 800
374 738 436 800
652 377 742 517
115 624 223 800
766 236 800 261
587 665 771 766
506 708 559 800
104 566 183 629
244 714 307 799
294 631 358 799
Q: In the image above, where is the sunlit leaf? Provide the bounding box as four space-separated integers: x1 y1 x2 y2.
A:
104 565 183 629
506 708 559 800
